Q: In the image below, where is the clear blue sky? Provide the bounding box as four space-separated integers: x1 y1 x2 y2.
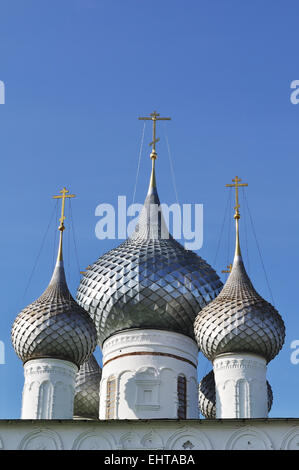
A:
0 0 299 418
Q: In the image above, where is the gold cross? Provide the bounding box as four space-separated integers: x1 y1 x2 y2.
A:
226 176 248 219
138 111 171 158
222 263 232 274
53 187 75 231
80 265 91 275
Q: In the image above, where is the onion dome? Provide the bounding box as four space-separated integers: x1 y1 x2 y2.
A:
11 188 97 367
77 114 222 346
198 370 273 419
74 354 102 419
194 177 285 363
198 370 216 419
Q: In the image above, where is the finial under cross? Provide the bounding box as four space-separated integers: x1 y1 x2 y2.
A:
138 111 171 159
53 187 75 231
225 176 248 219
222 263 232 274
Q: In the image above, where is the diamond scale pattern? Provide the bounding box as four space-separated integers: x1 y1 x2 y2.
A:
194 255 285 363
198 370 216 419
12 261 97 367
77 237 223 346
198 370 273 419
77 177 223 346
74 354 102 419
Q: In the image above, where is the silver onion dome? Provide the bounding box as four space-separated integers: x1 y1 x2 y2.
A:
12 210 97 367
74 354 102 419
198 370 273 419
194 205 285 363
77 155 223 347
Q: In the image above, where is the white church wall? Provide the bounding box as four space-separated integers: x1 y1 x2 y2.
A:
0 419 299 450
213 353 268 419
21 358 78 419
100 329 198 420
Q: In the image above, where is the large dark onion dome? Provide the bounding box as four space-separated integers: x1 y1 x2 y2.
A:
77 151 223 347
74 354 102 419
198 370 273 419
194 197 285 364
12 201 97 367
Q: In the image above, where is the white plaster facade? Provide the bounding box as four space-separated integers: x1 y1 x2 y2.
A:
0 419 299 450
21 358 78 419
100 330 198 420
213 353 268 419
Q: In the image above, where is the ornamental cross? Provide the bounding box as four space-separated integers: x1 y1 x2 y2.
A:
225 176 248 218
222 263 232 274
53 187 75 231
80 265 91 275
138 111 171 158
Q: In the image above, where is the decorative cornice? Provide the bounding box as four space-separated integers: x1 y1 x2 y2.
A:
214 357 266 373
103 351 197 369
104 330 197 348
103 330 198 363
24 361 77 380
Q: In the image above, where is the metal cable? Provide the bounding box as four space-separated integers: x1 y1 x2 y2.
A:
163 123 179 205
69 199 81 277
213 190 231 266
243 191 275 306
22 202 58 302
242 187 250 277
132 121 146 204
52 199 59 270
227 188 233 267
67 199 71 281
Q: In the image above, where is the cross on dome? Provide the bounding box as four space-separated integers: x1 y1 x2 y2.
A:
221 264 232 274
138 110 171 159
226 176 248 257
53 187 75 231
225 176 248 220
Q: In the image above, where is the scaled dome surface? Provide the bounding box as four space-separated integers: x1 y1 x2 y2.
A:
12 231 97 367
77 158 223 346
74 354 102 419
194 214 285 363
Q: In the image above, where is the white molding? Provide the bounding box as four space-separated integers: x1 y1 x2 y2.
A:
225 426 273 450
0 419 299 450
102 329 198 365
17 428 64 450
280 426 299 450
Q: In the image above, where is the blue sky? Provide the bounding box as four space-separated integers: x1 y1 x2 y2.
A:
1 0 299 418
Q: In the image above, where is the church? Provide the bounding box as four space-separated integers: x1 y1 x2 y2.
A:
1 112 299 450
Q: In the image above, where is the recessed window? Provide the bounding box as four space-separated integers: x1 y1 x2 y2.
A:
106 376 116 419
177 375 187 419
143 389 152 403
